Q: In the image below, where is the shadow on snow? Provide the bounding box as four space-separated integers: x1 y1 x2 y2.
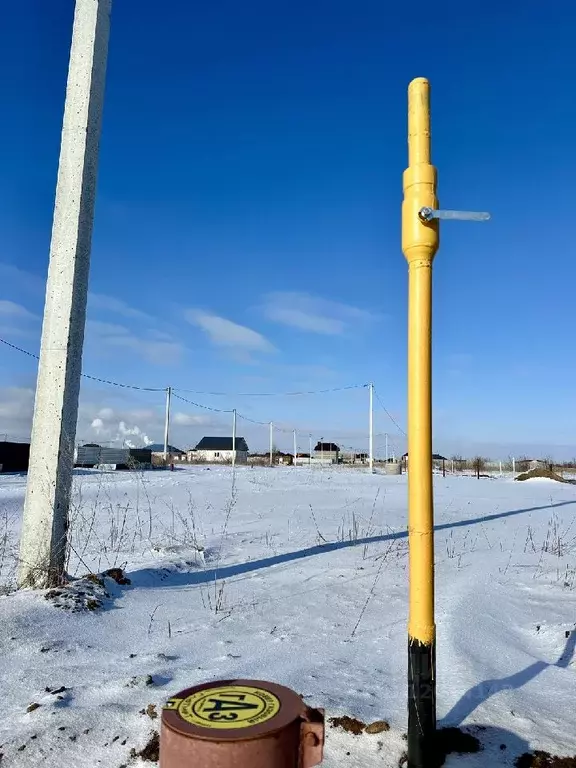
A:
128 499 576 589
441 625 576 727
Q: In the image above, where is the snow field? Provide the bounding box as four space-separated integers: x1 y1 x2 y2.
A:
0 466 575 766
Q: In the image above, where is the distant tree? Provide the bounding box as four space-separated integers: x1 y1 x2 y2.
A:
451 454 466 473
504 455 515 472
472 456 486 479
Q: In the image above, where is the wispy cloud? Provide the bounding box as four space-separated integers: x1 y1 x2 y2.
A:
261 292 378 335
86 320 183 365
0 263 45 295
172 411 213 427
185 309 275 355
0 386 36 440
88 293 153 322
0 300 38 320
0 299 40 338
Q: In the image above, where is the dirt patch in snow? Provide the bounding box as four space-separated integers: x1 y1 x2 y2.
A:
515 468 576 484
328 715 391 736
130 731 159 762
44 568 131 612
515 752 576 767
329 715 367 735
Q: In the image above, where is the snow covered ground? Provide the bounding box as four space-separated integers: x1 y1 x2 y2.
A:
0 466 575 767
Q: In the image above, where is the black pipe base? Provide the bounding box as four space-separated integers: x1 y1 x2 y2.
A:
408 636 443 768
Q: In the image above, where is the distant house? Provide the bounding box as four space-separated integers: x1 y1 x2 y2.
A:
147 443 186 463
189 437 249 465
0 441 31 473
339 451 368 465
402 452 447 471
74 446 152 470
313 442 340 464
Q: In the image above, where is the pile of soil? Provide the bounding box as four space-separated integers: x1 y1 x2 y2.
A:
130 732 159 762
516 751 576 767
328 716 390 736
515 468 575 484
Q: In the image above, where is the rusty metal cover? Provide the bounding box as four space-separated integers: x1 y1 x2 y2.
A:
162 679 309 742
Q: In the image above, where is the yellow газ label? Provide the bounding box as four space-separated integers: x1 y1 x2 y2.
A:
164 685 281 729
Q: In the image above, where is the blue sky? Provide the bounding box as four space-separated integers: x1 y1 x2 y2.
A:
1 0 575 457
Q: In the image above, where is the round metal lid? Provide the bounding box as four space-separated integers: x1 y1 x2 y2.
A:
162 679 307 742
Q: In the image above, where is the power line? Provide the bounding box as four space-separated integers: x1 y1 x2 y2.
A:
2 335 393 442
172 384 368 397
81 373 163 392
1 337 367 397
236 413 270 426
0 338 39 361
0 337 164 392
171 392 233 414
374 389 407 437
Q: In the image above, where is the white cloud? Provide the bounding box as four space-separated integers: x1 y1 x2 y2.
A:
185 309 274 354
0 386 35 420
0 387 222 449
261 292 377 335
86 320 183 365
80 402 221 449
0 300 38 320
88 293 153 322
0 299 40 337
90 413 152 448
82 404 157 447
172 412 213 427
0 263 45 295
0 386 36 440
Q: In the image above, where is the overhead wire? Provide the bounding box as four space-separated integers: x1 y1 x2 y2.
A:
1 337 366 397
172 383 369 396
373 389 407 437
0 337 164 392
2 335 396 446
171 392 232 414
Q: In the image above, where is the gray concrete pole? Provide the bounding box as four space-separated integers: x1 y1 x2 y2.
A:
269 422 273 467
163 387 172 461
232 409 237 468
18 0 112 589
369 383 374 473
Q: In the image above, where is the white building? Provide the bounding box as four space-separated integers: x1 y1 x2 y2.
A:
189 436 249 465
313 442 340 464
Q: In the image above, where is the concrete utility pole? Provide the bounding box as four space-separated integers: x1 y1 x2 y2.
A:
309 434 312 466
163 386 172 461
293 430 297 467
369 383 374 473
232 409 237 468
269 422 273 467
18 0 112 589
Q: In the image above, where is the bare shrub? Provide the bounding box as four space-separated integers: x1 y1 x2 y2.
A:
472 456 487 479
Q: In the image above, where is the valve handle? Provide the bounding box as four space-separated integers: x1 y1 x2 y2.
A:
419 207 491 222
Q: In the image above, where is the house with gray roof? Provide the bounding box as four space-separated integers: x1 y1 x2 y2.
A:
189 436 249 464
